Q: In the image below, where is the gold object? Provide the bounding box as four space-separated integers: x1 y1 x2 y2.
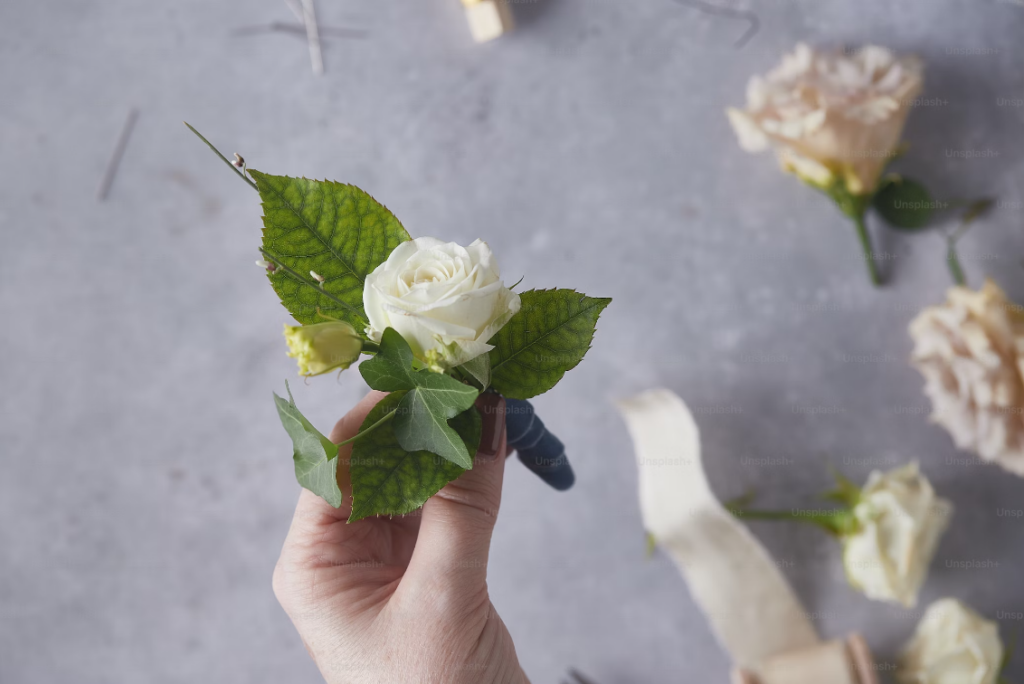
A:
461 0 513 42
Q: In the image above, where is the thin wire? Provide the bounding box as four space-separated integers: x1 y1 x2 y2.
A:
231 22 367 39
670 0 760 49
183 122 258 191
97 108 139 200
300 0 324 75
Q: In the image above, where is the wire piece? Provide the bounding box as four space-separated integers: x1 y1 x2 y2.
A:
231 22 367 40
97 108 139 201
300 0 324 74
670 0 760 49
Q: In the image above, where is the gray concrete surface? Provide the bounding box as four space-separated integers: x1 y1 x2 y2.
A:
2 1 1024 682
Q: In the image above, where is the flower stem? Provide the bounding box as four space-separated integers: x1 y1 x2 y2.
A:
335 408 397 447
947 240 967 286
853 213 882 287
730 506 856 537
183 122 259 192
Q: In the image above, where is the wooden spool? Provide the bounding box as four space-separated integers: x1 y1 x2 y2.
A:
731 634 879 684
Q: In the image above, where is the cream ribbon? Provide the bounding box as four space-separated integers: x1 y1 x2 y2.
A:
617 389 821 670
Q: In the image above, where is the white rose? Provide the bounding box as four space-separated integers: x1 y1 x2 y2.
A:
363 237 521 368
842 463 952 607
898 599 1003 684
910 280 1024 476
727 43 923 195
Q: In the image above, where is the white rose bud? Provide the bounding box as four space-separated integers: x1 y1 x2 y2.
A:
363 237 521 369
727 43 923 195
910 280 1024 476
898 599 1003 684
842 462 952 607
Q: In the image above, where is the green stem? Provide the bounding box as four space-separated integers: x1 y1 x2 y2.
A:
947 240 967 286
183 122 259 191
731 507 856 537
335 408 397 447
361 340 380 355
853 213 882 287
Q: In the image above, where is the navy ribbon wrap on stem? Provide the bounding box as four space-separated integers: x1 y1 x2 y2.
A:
503 398 575 491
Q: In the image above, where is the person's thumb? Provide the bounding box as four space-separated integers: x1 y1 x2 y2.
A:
406 393 508 597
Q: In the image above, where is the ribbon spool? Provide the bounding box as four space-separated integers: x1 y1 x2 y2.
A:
504 398 575 491
617 389 881 684
732 635 879 684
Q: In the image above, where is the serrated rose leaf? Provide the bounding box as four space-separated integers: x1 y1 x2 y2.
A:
250 170 410 328
273 383 342 508
488 289 611 399
349 393 482 522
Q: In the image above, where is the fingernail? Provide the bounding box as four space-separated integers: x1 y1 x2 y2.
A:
475 393 505 462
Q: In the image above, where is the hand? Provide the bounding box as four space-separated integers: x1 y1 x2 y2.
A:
273 391 530 684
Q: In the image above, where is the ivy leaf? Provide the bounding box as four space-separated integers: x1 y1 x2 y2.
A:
488 289 611 400
359 328 480 468
873 177 934 230
250 170 410 328
349 392 482 522
273 382 342 508
358 328 417 391
395 379 479 469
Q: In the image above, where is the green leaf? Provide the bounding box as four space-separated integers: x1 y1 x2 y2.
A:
823 467 862 509
873 177 934 230
457 354 491 389
359 329 480 467
488 289 611 399
273 382 343 508
250 170 410 328
348 393 482 522
358 328 418 391
396 378 479 469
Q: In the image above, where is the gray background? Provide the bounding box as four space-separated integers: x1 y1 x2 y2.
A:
2 0 1024 682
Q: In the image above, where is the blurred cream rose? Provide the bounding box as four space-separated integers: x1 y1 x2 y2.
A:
363 237 520 369
727 43 923 195
842 463 952 607
898 598 1003 684
910 280 1024 476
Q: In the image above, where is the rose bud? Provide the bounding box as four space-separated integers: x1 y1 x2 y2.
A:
283 321 363 377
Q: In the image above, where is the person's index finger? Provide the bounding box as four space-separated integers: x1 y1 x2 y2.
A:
280 390 391 557
321 389 388 519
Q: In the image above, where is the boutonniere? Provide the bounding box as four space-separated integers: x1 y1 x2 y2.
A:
187 125 610 520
